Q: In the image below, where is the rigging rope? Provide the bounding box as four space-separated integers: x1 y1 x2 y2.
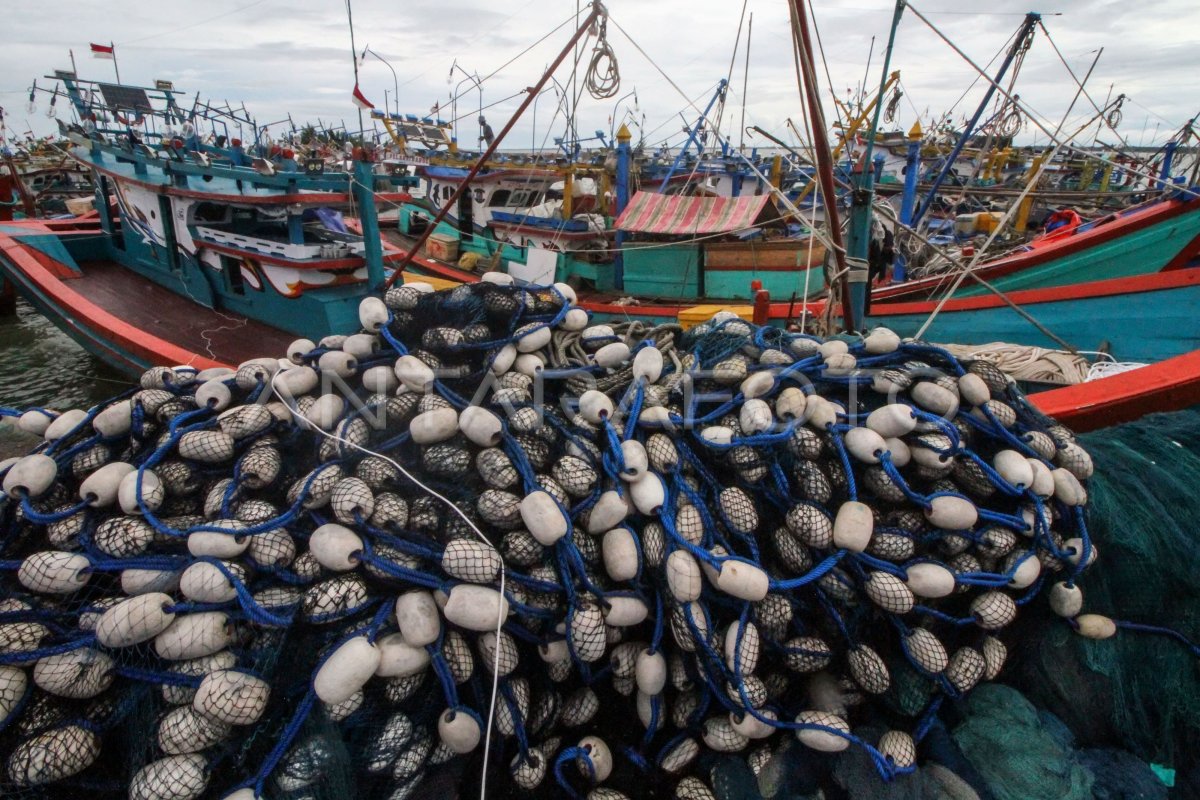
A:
583 17 620 100
907 1 1200 201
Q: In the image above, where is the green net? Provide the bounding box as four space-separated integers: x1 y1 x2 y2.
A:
1007 408 1200 777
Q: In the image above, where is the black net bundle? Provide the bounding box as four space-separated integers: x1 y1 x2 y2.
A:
0 279 1179 800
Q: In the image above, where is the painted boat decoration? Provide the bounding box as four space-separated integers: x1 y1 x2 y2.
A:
876 192 1200 300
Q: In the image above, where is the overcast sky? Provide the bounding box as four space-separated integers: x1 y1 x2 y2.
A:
2 0 1196 154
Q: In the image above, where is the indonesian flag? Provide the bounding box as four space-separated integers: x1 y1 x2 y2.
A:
352 83 374 110
90 42 115 59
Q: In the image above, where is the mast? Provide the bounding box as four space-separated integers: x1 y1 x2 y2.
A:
346 0 364 140
843 0 906 329
789 0 853 331
910 12 1040 228
383 3 605 288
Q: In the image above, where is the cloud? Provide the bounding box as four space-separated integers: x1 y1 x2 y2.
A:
3 0 1197 152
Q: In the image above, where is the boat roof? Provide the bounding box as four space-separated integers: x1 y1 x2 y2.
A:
615 191 775 235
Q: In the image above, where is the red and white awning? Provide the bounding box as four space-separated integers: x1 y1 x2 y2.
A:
615 191 773 235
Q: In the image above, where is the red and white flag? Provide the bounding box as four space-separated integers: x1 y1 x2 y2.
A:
351 83 374 110
90 42 115 60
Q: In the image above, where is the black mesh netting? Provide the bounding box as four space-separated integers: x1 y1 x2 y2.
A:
0 283 1190 799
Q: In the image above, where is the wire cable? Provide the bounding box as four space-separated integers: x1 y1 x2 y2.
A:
267 369 506 800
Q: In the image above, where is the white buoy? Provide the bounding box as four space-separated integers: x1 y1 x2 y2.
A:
33 647 113 698
96 593 176 648
309 523 364 571
864 328 901 354
666 550 702 602
394 355 436 392
579 390 614 424
18 551 90 595
514 323 552 353
1049 581 1084 618
16 408 56 436
845 427 887 464
409 407 459 444
188 529 250 559
619 439 649 481
957 373 991 407
629 472 666 515
43 408 88 440
832 501 873 552
924 495 978 530
520 490 569 546
632 347 664 382
911 382 959 417
490 343 518 375
442 584 510 631
93 399 133 437
375 632 431 677
1075 613 1117 639
459 406 503 447
314 635 381 705
716 559 770 601
604 596 648 627
602 528 640 582
438 707 482 753
904 562 956 599
6 724 99 785
358 296 389 331
577 736 613 781
360 364 398 394
118 469 164 515
154 612 232 660
395 590 441 647
193 670 271 725
78 461 135 507
591 341 631 368
865 404 917 438
794 710 851 752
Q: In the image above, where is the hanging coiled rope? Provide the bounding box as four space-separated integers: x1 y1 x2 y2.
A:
584 16 620 100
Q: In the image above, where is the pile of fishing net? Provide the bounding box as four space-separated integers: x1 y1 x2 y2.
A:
0 277 1108 799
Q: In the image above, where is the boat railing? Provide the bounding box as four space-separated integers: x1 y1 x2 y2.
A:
194 226 365 261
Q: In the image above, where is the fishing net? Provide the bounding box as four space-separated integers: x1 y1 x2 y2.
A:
1003 408 1200 781
0 277 1177 799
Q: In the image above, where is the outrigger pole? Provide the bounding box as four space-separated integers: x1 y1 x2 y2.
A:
383 2 605 289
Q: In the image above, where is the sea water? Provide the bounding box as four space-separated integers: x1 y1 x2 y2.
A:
0 298 123 457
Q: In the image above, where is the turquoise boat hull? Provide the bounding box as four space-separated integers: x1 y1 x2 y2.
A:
871 269 1200 363
875 196 1200 301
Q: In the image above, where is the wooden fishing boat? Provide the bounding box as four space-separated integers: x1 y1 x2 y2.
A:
0 217 292 373
875 191 1200 301
6 212 1200 434
863 269 1200 363
389 177 1200 324
0 72 417 374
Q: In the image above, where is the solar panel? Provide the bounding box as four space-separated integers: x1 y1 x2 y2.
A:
395 119 452 148
97 83 152 112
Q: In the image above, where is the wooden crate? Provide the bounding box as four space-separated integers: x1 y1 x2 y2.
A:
705 238 826 269
425 233 459 262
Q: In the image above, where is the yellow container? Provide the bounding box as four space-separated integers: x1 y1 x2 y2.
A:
402 271 461 291
975 211 1004 233
677 304 755 330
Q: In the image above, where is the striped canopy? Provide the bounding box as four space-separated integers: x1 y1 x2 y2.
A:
615 191 773 235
